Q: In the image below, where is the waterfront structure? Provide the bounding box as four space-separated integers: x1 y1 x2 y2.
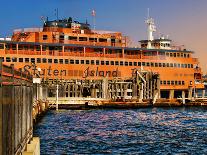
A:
0 15 204 99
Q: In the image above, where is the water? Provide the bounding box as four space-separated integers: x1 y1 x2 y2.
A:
34 107 207 154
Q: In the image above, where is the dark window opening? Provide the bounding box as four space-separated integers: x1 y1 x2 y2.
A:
65 59 69 64
12 57 17 62
19 58 23 62
43 35 48 40
70 59 74 64
54 59 58 63
42 58 47 63
25 58 30 63
6 57 11 62
75 60 79 64
60 59 64 64
48 59 52 63
81 60 84 64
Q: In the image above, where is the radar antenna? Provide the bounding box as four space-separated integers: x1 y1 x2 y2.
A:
145 9 156 48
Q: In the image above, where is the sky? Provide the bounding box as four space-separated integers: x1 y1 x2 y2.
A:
0 0 207 72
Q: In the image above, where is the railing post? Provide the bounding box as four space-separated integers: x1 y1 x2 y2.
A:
56 84 59 111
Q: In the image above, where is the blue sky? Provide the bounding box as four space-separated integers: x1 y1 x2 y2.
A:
1 0 207 71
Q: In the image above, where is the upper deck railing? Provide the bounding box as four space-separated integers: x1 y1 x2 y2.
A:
13 28 43 33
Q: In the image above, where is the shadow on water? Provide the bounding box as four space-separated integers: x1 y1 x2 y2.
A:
33 107 207 154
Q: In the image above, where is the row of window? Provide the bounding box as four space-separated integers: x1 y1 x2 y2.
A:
42 34 120 43
144 51 190 58
0 44 191 58
1 57 194 69
160 80 185 85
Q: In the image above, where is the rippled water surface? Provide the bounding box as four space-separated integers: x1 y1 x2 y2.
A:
34 107 207 154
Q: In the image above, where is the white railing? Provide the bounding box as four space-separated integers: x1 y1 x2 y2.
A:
13 28 43 33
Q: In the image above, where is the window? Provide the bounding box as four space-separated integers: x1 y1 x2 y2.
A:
36 45 40 51
170 63 173 67
120 61 123 66
178 64 180 68
178 81 181 85
6 57 11 62
163 81 166 85
155 63 158 67
171 81 174 85
81 60 84 64
134 62 137 66
91 60 94 65
0 44 4 49
65 59 69 64
101 61 104 65
167 81 170 85
159 63 162 67
177 53 180 57
167 63 169 67
12 57 17 62
151 62 154 67
111 61 114 65
25 58 30 63
48 59 52 63
70 59 74 64
86 60 90 64
174 53 176 57
146 62 150 66
129 62 132 66
60 59 64 64
188 64 191 68
175 81 178 85
89 38 97 42
125 61 128 66
37 58 41 63
68 36 77 41
163 63 166 67
43 35 48 40
31 58 35 63
0 57 4 62
174 63 177 68
19 58 23 62
142 62 145 66
96 60 99 65
42 58 47 63
160 81 163 85
5 44 10 50
182 81 185 85
99 38 107 42
42 46 47 51
54 59 58 63
106 61 109 65
12 44 16 50
79 37 87 41
75 60 79 64
115 61 119 66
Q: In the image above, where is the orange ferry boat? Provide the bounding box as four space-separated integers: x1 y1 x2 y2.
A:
0 15 204 98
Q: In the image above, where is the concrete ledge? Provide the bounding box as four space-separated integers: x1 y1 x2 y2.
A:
22 137 40 155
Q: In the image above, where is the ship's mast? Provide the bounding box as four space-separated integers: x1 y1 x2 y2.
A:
145 9 156 49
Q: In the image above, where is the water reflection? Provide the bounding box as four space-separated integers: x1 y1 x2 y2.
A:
34 107 207 154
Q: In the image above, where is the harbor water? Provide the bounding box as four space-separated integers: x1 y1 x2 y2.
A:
34 107 207 154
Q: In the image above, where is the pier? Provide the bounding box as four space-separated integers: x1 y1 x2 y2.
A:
0 59 40 155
